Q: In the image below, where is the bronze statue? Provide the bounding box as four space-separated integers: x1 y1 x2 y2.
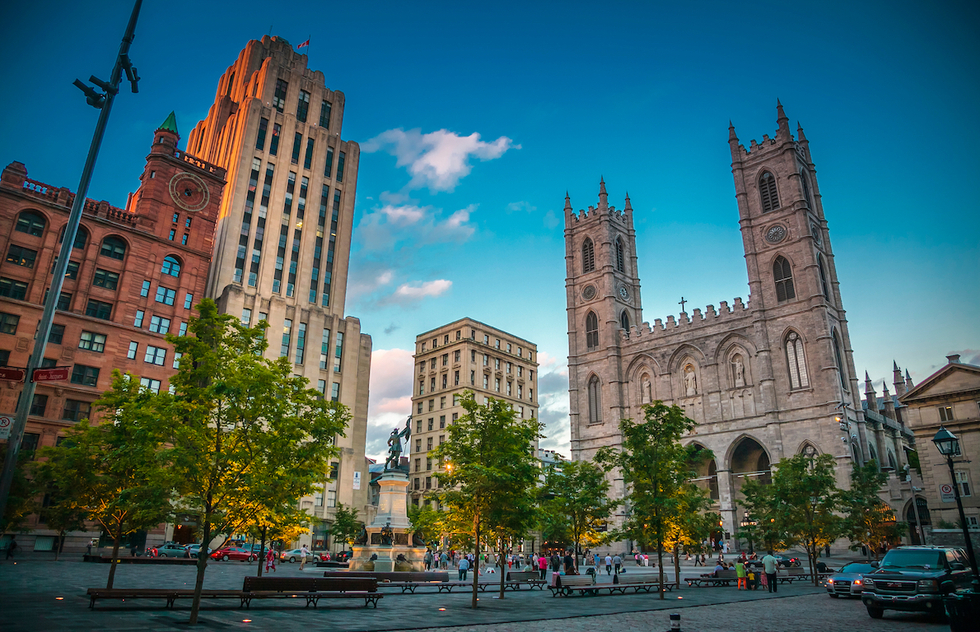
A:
385 415 412 470
380 521 394 546
354 525 368 545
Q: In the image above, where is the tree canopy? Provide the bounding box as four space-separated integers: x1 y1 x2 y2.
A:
840 460 906 559
539 459 616 566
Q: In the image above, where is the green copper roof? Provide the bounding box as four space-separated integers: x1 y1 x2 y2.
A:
157 111 179 136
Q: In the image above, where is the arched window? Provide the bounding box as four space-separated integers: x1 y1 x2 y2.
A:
582 238 595 273
615 238 625 273
588 375 601 424
59 225 88 250
773 256 795 302
620 310 629 331
832 330 847 389
16 211 46 237
161 255 181 277
585 312 599 350
800 170 812 207
785 331 809 389
869 443 878 466
887 450 898 472
100 236 127 260
818 255 830 301
759 171 780 212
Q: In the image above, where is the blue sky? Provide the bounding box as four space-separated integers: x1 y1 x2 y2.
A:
2 1 978 460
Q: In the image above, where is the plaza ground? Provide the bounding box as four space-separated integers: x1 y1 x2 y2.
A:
0 557 950 632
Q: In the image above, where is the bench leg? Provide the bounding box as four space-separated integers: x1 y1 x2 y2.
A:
89 597 96 610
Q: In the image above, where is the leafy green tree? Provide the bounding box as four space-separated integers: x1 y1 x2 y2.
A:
0 450 37 535
431 392 543 608
163 300 349 624
595 401 710 599
737 480 792 553
331 502 362 549
539 459 616 569
31 449 87 561
31 373 174 587
663 486 719 585
841 460 907 560
243 499 312 576
407 503 442 547
744 452 841 586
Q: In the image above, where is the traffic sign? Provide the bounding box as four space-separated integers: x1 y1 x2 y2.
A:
0 367 25 382
33 366 71 382
0 416 12 440
940 483 956 503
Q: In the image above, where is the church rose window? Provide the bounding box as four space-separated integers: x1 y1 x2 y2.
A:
773 256 795 302
582 238 595 273
759 171 780 212
585 312 599 350
785 331 809 389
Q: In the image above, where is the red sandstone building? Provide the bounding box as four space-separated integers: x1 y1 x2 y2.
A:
0 115 224 553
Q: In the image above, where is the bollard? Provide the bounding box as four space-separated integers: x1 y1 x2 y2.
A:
669 613 681 631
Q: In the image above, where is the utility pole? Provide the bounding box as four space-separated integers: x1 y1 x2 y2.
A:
0 1 143 526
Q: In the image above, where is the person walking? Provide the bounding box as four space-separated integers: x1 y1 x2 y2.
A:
265 548 277 573
458 556 469 581
424 549 433 570
735 560 747 590
299 544 309 570
613 554 622 575
594 552 601 570
604 554 613 575
563 550 575 574
538 553 547 580
440 551 448 569
761 551 778 593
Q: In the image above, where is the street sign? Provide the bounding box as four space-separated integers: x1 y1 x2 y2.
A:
0 367 25 382
940 483 956 503
0 416 12 440
33 366 71 382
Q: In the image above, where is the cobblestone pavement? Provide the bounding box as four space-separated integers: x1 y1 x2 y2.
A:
0 559 950 631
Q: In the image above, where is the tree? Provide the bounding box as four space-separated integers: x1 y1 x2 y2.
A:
431 392 542 607
31 373 174 587
742 452 841 586
31 446 87 561
331 502 362 549
841 460 907 560
539 459 616 569
662 485 719 585
163 300 349 624
0 450 37 535
595 401 709 599
737 479 792 553
407 503 442 547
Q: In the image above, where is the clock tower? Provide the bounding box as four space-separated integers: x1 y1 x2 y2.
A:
564 178 641 457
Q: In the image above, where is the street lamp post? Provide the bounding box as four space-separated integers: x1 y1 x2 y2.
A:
932 426 980 591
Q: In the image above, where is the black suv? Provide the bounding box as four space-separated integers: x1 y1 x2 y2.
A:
861 546 973 619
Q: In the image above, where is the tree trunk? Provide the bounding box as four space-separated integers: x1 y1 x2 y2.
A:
657 542 665 600
54 531 63 561
807 542 818 587
189 518 212 625
498 538 506 599
106 522 123 589
673 543 680 587
471 514 480 609
257 526 267 577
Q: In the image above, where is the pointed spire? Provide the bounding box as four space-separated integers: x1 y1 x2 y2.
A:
157 111 179 137
624 192 632 213
598 176 608 209
893 360 899 370
797 121 807 142
865 371 872 383
882 380 890 394
728 120 738 142
905 369 914 390
775 99 790 139
564 191 572 213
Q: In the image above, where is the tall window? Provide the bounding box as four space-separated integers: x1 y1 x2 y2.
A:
587 375 601 424
337 151 346 183
99 236 126 260
615 237 625 273
785 331 809 389
773 256 795 302
759 171 780 212
161 255 181 277
296 90 310 122
585 311 599 350
273 79 288 112
800 169 812 207
319 100 332 128
291 132 302 163
59 225 88 250
269 123 281 155
620 310 629 331
281 319 292 358
256 117 268 150
818 255 830 301
16 211 46 236
832 330 847 389
582 238 595 273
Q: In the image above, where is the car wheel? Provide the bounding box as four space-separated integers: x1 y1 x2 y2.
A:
160 553 167 557
289 556 296 563
867 606 884 619
222 554 230 561
829 593 838 598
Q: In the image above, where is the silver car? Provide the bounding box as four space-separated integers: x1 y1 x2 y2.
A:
825 562 877 598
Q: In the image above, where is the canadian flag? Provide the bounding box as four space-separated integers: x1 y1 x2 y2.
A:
297 39 310 49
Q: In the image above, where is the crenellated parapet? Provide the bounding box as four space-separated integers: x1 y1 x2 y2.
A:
566 203 631 224
619 297 751 343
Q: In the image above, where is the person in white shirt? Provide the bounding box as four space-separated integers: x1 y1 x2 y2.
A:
604 554 613 575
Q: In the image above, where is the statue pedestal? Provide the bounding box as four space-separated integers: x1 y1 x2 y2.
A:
349 469 425 571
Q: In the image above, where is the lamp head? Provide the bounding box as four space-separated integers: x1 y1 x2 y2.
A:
932 425 960 457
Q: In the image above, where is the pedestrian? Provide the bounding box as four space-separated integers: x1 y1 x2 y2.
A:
5 538 16 560
761 550 778 593
424 549 433 570
643 554 649 567
735 560 747 590
613 554 622 575
265 548 277 573
723 540 730 554
563 550 575 574
459 555 469 581
594 553 601 570
693 553 701 567
604 554 613 575
299 544 309 570
537 553 547 580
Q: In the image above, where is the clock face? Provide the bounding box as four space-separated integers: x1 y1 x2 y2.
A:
168 172 210 212
619 286 630 301
765 224 787 244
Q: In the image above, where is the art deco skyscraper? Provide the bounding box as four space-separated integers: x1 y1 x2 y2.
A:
186 36 370 549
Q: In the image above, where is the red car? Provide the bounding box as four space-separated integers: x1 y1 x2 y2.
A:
210 547 257 562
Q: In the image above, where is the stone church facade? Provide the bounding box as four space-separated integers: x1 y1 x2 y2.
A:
565 104 910 540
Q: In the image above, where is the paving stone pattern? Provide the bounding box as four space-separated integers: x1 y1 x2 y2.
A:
0 560 947 631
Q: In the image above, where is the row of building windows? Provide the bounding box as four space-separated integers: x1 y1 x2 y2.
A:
418 352 535 378
419 330 534 361
11 216 130 259
270 79 332 130
580 237 628 275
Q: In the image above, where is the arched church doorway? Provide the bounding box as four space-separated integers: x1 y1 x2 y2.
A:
730 436 771 494
905 496 931 545
689 444 719 503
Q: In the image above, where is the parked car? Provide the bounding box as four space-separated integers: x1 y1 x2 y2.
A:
210 547 257 562
825 562 877 598
156 543 190 557
184 544 212 558
334 550 354 563
280 548 322 563
861 546 973 619
747 554 800 569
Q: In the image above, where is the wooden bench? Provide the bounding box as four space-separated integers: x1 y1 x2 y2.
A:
241 576 382 608
503 571 546 590
322 571 450 593
608 570 678 594
684 569 738 587
87 588 242 609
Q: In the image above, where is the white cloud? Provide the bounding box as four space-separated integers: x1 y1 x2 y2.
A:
347 266 396 300
364 128 520 192
366 348 415 460
392 279 452 302
355 201 477 251
507 201 536 213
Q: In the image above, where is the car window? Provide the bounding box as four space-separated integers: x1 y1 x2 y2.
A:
841 563 874 573
880 550 945 569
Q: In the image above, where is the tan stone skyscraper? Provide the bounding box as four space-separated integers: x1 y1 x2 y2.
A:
186 36 370 550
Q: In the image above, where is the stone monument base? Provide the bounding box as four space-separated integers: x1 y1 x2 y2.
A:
350 544 425 572
348 469 425 571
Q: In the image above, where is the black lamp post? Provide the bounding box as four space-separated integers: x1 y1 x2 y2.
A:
932 426 980 591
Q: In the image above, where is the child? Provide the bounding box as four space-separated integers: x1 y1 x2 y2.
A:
265 548 277 573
